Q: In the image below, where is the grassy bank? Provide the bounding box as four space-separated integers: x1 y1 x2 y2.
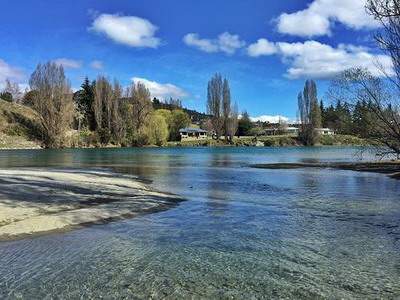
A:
0 100 42 149
167 134 367 148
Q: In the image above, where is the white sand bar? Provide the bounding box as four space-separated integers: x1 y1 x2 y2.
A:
0 168 182 240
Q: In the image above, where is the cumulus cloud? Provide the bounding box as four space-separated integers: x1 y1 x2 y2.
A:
0 59 24 85
132 77 188 100
277 0 379 37
247 38 278 57
53 58 82 69
247 39 393 79
250 115 289 123
90 14 160 48
277 41 393 79
90 60 104 70
183 32 245 55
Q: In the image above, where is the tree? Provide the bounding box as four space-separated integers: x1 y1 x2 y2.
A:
93 76 113 145
93 77 122 145
207 73 224 138
329 68 400 156
237 111 252 136
320 0 400 156
298 80 322 145
352 100 375 138
0 91 12 102
222 78 231 140
129 82 153 133
226 102 239 140
29 62 73 148
73 77 96 131
1 79 22 102
146 112 169 146
170 109 191 141
22 90 38 107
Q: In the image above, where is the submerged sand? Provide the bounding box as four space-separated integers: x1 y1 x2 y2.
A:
251 161 400 179
0 168 182 240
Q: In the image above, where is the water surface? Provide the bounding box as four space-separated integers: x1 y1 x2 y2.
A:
0 147 399 299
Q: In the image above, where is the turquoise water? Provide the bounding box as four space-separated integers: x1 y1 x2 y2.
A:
0 147 399 299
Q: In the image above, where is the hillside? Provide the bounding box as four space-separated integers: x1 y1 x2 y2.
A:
0 99 42 149
152 99 210 124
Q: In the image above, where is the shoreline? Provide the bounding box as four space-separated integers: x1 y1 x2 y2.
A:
251 161 400 179
0 168 184 241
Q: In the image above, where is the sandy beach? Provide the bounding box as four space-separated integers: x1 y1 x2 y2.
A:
0 168 183 240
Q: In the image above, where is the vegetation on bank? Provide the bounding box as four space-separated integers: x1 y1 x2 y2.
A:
0 99 42 149
167 134 366 148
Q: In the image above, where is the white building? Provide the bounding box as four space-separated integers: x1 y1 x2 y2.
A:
179 128 208 140
315 128 335 135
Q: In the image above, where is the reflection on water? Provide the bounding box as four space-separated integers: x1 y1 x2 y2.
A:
0 147 399 298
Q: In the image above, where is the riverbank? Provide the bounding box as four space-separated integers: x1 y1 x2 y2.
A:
0 168 183 241
167 134 367 147
251 161 400 179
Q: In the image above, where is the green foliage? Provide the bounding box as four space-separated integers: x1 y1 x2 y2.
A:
0 92 13 102
320 134 366 146
238 111 252 136
170 109 191 141
155 109 190 141
248 126 264 136
74 77 96 131
145 113 169 146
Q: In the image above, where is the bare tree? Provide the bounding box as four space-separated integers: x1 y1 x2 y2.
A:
128 82 153 133
329 68 400 156
1 79 23 102
298 80 321 145
111 80 125 144
222 78 231 141
324 0 400 157
207 74 224 138
93 76 113 144
29 62 73 148
226 101 239 141
93 76 123 145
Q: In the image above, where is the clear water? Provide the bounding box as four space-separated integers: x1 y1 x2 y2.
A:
0 147 399 299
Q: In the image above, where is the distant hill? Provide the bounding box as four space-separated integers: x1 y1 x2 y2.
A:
152 98 210 124
0 99 42 149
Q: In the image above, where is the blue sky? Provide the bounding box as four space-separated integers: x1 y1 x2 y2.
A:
0 0 392 121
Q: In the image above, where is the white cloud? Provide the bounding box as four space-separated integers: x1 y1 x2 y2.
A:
90 60 103 70
183 32 245 55
247 39 393 79
250 115 289 123
90 14 160 48
277 0 379 37
247 38 278 57
132 77 188 100
0 59 24 85
277 41 393 79
53 58 82 69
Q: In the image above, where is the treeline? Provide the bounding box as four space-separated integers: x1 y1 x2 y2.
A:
321 100 375 138
3 62 192 148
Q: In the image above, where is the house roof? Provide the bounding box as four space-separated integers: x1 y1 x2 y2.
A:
179 127 208 133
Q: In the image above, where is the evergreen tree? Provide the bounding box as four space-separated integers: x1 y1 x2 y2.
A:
237 111 252 136
73 77 96 130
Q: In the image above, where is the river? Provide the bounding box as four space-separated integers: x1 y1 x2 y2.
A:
0 146 399 298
